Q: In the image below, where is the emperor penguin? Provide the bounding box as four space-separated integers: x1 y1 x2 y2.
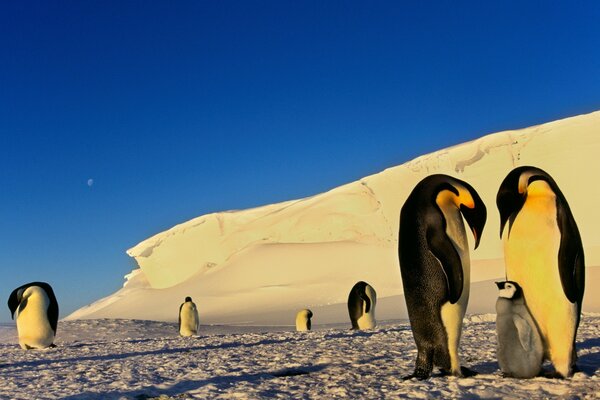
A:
7 282 59 349
178 296 200 337
295 309 313 331
495 281 544 378
497 166 584 378
399 174 486 379
347 281 377 330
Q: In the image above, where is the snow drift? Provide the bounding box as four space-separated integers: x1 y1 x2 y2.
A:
67 111 600 324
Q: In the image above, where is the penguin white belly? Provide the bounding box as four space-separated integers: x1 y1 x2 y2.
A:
16 296 54 349
357 308 375 330
439 205 470 374
295 310 311 331
179 305 199 336
504 196 576 377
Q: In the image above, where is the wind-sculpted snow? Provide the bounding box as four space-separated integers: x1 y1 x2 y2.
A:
69 111 600 323
0 316 599 399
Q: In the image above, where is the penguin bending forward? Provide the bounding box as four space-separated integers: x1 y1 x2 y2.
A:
7 282 59 349
496 281 544 378
497 166 584 378
399 175 486 379
295 309 313 331
348 281 377 330
178 296 200 337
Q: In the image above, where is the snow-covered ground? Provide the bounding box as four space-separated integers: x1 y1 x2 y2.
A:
1 315 598 399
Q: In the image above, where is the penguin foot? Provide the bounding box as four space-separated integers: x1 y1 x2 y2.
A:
460 366 478 377
403 368 431 381
571 364 580 374
543 370 566 379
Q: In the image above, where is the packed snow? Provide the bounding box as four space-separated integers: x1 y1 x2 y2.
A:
1 315 598 399
5 111 597 398
67 111 600 324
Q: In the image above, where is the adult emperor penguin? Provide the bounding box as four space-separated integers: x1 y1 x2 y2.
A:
347 281 377 330
497 166 585 378
7 282 59 349
495 281 544 378
178 296 200 337
295 309 313 331
399 174 486 379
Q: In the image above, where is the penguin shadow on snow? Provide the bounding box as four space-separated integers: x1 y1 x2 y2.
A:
323 324 410 340
60 364 330 400
575 338 600 375
2 336 304 371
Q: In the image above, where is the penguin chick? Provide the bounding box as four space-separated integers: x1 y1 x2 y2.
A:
496 281 544 378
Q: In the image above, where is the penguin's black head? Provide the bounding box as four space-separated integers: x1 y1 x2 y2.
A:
497 166 554 238
185 296 192 302
495 280 522 299
458 190 487 249
448 179 487 249
7 288 25 319
307 309 313 319
7 281 55 319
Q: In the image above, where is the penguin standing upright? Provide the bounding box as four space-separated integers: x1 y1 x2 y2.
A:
497 166 584 378
399 175 486 379
178 296 200 337
347 281 377 330
495 281 544 378
295 309 313 331
7 282 59 349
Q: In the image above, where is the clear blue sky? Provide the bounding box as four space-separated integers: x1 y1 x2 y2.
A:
1 1 599 322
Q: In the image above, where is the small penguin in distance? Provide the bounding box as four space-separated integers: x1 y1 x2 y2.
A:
7 282 59 349
496 281 544 378
347 281 377 330
497 166 584 377
178 296 199 337
295 309 313 331
399 174 486 379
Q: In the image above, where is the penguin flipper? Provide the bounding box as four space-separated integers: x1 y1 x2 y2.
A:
426 227 463 304
359 292 371 314
557 204 585 304
178 303 183 331
512 314 533 352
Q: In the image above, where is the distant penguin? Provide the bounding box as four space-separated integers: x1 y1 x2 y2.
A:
495 281 544 378
497 166 584 378
7 282 59 349
295 309 313 331
399 174 486 379
178 296 199 337
348 281 377 330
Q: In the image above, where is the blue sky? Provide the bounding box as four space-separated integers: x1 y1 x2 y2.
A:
1 1 599 322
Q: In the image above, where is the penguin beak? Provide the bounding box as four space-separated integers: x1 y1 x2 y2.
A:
495 281 504 289
460 202 486 249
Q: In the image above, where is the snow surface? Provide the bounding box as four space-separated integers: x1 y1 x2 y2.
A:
68 111 600 324
1 316 598 399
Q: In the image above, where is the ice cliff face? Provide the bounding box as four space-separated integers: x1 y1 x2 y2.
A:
68 111 600 323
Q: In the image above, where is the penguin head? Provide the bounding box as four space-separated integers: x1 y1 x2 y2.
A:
7 284 45 319
7 288 25 319
436 179 487 249
306 309 313 319
495 281 522 299
185 296 192 303
497 166 557 238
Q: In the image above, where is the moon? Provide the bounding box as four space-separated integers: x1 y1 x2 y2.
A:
87 178 94 187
